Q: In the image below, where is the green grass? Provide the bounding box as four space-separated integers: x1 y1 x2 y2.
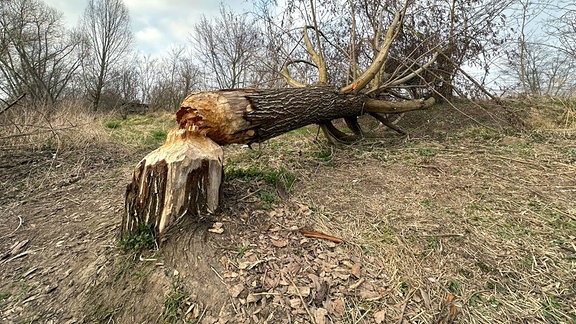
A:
105 120 121 129
102 113 175 150
119 223 156 253
0 293 10 301
162 278 190 323
225 165 296 193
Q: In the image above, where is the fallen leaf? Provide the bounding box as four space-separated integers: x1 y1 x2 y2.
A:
229 283 245 298
374 310 386 323
359 289 379 300
246 293 261 303
261 224 272 233
351 264 361 279
270 239 288 248
315 308 328 324
287 286 311 297
332 298 345 316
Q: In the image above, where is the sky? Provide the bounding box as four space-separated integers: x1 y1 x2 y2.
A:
43 0 249 57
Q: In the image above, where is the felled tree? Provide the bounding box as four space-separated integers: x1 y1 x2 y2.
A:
121 9 438 241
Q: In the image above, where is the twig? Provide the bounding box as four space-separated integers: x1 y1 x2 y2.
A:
398 289 415 324
286 273 315 324
211 266 227 285
0 93 26 116
421 233 464 238
238 188 261 201
9 215 23 235
299 229 343 243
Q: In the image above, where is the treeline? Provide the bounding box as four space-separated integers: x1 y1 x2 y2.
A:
1 0 575 113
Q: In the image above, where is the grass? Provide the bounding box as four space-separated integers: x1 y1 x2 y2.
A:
162 277 191 324
119 223 156 253
102 113 175 150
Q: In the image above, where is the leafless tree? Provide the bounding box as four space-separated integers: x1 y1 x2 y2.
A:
148 46 201 111
80 0 133 111
501 0 576 96
0 0 82 105
256 0 511 102
192 6 263 89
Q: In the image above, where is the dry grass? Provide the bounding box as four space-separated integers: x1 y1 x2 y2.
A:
0 101 111 151
1 98 574 323
221 100 576 323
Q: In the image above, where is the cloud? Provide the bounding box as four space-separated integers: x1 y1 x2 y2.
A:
43 0 249 57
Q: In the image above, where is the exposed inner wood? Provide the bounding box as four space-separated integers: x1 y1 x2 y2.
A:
122 128 223 239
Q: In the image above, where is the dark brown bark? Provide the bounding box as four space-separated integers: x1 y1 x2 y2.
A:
177 86 432 145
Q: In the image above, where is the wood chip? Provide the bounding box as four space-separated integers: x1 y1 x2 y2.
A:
289 298 301 309
351 264 361 279
374 310 386 323
229 283 245 298
270 239 288 248
348 278 365 290
315 307 328 324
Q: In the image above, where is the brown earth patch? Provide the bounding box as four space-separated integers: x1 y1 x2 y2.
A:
1 101 575 323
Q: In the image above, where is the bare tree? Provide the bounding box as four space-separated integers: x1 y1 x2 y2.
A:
80 0 133 111
500 0 576 96
0 0 82 105
192 6 263 89
149 46 201 111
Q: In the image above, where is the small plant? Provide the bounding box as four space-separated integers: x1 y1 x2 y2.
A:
162 278 190 323
119 223 156 253
426 237 441 250
448 280 461 294
420 198 432 207
237 245 249 258
151 129 167 141
417 148 436 156
105 120 121 129
258 190 278 209
0 292 10 301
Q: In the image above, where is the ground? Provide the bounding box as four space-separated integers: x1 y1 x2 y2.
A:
0 99 575 323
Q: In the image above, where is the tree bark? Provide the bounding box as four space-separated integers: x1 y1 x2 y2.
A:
177 86 433 145
122 128 223 240
123 85 433 241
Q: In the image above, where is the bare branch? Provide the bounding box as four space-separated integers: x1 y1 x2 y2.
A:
341 11 403 94
364 97 435 113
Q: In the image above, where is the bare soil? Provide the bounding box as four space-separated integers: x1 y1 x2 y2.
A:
1 101 575 323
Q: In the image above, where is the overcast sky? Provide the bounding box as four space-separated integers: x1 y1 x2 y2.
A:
43 0 249 57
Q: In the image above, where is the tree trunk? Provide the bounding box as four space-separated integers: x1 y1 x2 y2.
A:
123 86 433 241
122 128 223 240
177 86 366 145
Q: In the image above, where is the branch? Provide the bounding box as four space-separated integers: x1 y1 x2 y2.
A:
303 26 328 84
364 97 435 113
376 52 439 91
341 11 403 94
281 60 313 88
0 93 26 116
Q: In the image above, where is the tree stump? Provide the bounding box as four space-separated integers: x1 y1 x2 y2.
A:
121 128 223 240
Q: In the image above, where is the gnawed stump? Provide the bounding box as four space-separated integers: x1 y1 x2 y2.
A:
121 128 223 241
